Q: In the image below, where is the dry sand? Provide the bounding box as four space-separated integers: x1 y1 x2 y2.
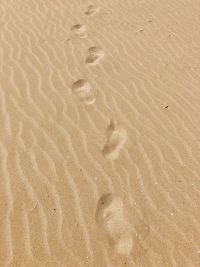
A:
1 0 200 266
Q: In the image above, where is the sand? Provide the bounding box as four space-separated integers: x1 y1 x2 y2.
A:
1 0 200 266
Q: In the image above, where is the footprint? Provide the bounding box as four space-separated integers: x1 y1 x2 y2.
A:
86 46 105 66
71 24 87 38
96 193 133 255
102 119 127 160
72 79 95 105
85 5 100 16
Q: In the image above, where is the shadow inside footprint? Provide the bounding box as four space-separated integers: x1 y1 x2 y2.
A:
85 5 100 16
72 79 95 105
71 24 87 38
86 46 105 66
96 193 133 255
102 119 127 160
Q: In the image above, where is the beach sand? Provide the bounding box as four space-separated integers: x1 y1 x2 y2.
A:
1 0 200 266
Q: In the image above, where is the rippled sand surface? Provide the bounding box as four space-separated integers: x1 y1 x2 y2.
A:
1 0 200 266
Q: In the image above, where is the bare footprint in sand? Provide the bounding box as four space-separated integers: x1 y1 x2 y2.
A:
71 24 87 38
85 5 100 16
72 79 95 105
96 193 133 255
102 119 127 160
86 46 105 66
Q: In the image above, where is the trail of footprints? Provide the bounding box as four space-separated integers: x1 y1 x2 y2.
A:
70 5 132 256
